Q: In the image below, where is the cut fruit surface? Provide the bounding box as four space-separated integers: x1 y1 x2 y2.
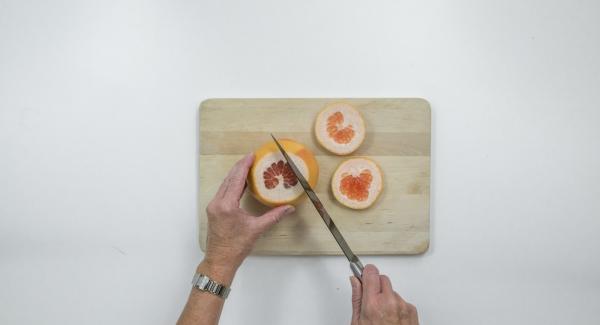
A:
315 102 365 155
247 139 319 207
331 157 383 210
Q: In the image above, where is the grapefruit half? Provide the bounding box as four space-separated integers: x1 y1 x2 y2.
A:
314 102 365 155
247 139 319 207
331 157 383 210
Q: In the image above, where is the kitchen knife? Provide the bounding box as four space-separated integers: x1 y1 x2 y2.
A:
270 134 364 280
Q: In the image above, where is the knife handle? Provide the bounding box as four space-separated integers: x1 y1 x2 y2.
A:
350 260 364 281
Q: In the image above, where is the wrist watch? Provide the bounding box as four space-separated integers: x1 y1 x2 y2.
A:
191 273 231 299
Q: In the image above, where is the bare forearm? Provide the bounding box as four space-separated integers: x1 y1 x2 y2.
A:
177 260 238 325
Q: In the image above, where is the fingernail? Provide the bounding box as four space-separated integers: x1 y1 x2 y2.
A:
349 276 355 287
285 206 295 215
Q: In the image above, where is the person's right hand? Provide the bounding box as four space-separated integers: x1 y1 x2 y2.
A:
350 265 419 325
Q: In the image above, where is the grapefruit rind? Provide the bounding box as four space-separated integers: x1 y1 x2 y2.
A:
247 139 319 207
331 157 383 210
314 102 366 155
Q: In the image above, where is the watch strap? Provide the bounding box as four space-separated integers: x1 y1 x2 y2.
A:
191 273 231 299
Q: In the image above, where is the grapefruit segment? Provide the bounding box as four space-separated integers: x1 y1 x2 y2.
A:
248 139 319 207
315 102 365 155
331 158 383 209
340 169 373 201
263 160 298 189
327 111 355 144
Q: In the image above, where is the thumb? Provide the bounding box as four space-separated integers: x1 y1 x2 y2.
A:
350 276 362 324
253 205 295 233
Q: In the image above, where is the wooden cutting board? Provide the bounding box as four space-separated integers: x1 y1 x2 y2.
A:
199 98 430 255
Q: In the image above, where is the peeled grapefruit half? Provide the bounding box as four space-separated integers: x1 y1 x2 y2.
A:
247 139 319 207
331 157 383 210
314 102 366 155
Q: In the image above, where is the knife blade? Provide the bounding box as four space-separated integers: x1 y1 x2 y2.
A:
270 134 364 279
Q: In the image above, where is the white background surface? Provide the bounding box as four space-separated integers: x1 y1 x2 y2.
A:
1 0 599 324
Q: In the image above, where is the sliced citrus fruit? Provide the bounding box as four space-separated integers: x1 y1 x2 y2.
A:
331 157 383 209
247 138 319 207
314 102 366 155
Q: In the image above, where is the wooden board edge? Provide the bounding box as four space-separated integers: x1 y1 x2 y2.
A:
248 242 430 256
200 97 432 106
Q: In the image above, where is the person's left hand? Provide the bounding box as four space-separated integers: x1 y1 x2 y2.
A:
203 153 295 274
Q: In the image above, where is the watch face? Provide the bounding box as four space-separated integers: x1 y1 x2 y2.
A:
198 275 210 289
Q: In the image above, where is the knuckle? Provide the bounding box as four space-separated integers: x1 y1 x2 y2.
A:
384 297 398 309
407 303 417 315
207 201 237 216
396 300 412 319
230 175 244 184
232 163 245 173
218 202 233 214
399 309 410 319
206 203 217 216
393 292 403 303
398 299 408 310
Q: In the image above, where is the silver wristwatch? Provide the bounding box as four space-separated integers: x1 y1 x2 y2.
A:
191 273 231 299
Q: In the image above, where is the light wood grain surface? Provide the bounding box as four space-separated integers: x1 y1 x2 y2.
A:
199 98 430 255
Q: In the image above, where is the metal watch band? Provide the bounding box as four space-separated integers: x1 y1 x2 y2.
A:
191 273 231 299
